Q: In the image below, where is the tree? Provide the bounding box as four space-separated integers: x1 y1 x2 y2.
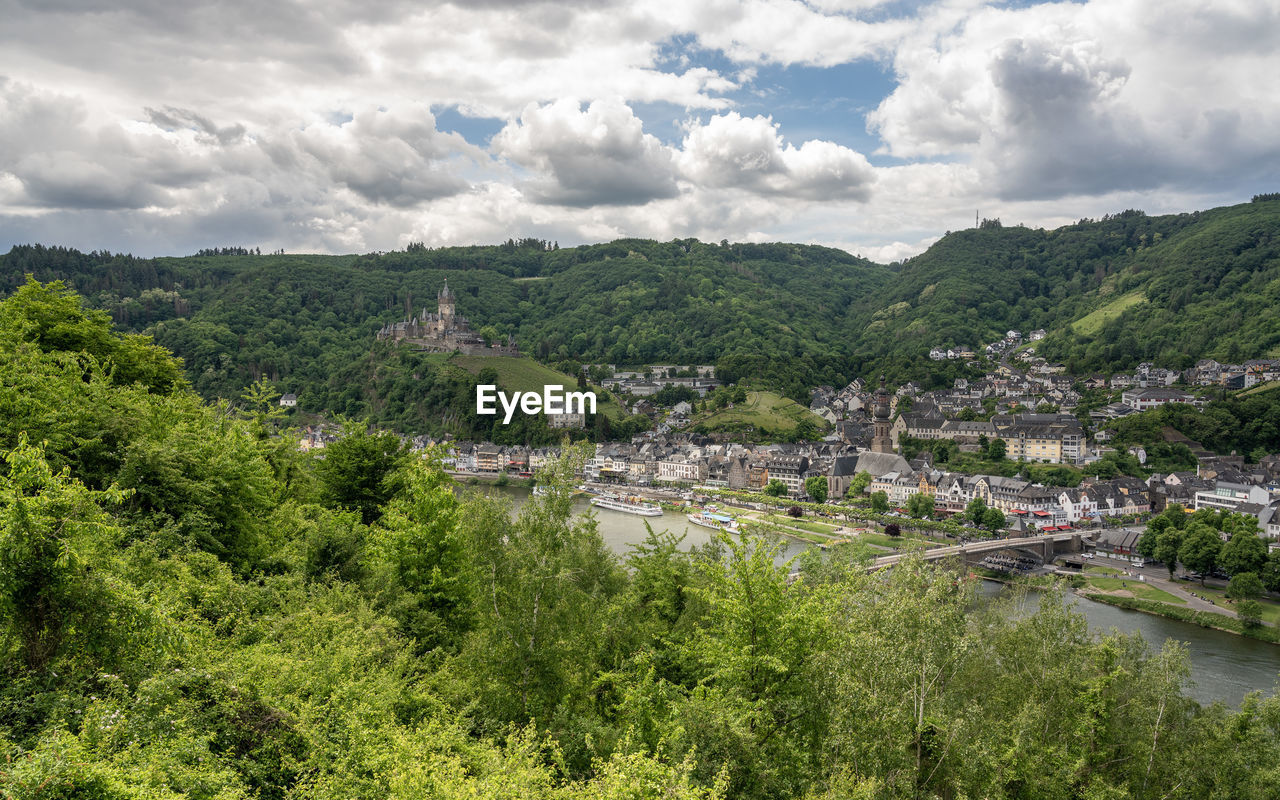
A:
987 438 1007 461
906 492 935 519
804 476 828 504
1227 572 1263 601
1220 531 1268 577
0 435 135 670
1153 527 1185 577
848 470 873 497
1178 523 1222 584
1262 550 1280 593
966 496 988 525
1236 599 1263 628
870 490 889 513
884 523 901 537
983 507 1006 531
1136 523 1163 559
764 479 787 497
314 423 409 524
373 450 473 650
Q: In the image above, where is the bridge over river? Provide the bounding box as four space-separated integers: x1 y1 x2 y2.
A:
870 531 1092 571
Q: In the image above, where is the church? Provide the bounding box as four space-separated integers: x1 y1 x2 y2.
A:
377 280 519 356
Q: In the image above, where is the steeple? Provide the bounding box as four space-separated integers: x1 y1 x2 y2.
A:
871 375 894 454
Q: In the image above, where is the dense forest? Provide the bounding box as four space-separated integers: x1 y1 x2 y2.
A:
5 280 1280 798
3 196 1279 436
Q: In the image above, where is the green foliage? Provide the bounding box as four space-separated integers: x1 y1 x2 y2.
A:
905 492 934 519
804 476 828 504
313 423 408 525
869 490 889 512
0 276 185 395
1227 572 1263 600
371 451 473 651
764 479 787 497
1235 599 1264 628
1108 386 1280 460
6 279 1280 800
0 436 137 671
982 507 1006 531
965 496 987 525
1220 531 1268 577
1178 523 1222 580
847 470 873 498
1154 527 1185 576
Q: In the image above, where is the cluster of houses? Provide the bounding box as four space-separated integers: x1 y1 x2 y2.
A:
593 364 722 397
929 329 1047 361
434 433 1280 538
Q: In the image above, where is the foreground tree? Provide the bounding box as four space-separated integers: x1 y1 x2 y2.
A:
0 436 136 670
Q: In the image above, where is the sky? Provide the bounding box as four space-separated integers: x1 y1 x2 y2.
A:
1 0 1278 262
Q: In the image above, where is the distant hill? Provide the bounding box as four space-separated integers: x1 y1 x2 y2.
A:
4 195 1279 437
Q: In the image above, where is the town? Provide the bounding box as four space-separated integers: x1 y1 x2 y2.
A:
295 335 1280 544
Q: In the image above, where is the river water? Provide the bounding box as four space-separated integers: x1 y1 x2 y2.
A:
468 485 1277 708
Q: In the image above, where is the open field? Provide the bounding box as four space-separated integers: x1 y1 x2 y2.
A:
763 515 840 534
451 354 625 419
1070 290 1146 335
1186 583 1280 625
694 390 829 435
1083 576 1186 604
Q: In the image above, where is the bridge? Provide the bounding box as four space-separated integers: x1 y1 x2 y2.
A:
869 531 1092 571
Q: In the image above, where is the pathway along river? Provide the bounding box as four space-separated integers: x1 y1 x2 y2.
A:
474 485 1277 708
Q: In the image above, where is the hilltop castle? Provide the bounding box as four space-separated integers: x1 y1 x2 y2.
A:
377 280 519 356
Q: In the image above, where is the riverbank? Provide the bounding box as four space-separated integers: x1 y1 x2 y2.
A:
1079 591 1280 644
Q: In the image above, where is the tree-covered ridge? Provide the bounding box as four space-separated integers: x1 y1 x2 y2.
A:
1039 197 1280 371
4 196 1280 427
3 281 1280 799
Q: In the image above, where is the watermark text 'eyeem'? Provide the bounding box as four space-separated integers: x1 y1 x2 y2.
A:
476 385 597 424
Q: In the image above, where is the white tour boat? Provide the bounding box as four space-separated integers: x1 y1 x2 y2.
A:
686 509 740 533
589 493 663 517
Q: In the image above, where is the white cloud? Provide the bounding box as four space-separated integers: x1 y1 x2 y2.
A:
678 112 875 200
493 98 680 207
870 0 1280 199
1 0 1278 259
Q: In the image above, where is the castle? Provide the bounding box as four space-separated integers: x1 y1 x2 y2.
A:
377 280 519 356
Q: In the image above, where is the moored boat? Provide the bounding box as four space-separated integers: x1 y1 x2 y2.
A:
589 493 662 517
686 510 740 533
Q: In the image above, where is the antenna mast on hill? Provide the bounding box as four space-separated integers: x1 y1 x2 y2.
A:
976 210 979 228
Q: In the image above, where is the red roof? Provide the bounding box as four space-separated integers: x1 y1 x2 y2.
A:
1010 509 1028 515
1032 510 1051 517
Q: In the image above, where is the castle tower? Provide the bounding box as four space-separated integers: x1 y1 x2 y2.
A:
438 279 455 325
871 375 894 454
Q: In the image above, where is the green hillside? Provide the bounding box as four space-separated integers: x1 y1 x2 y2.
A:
692 390 830 441
5 195 1280 436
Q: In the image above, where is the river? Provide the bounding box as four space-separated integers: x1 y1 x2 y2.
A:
467 484 1277 708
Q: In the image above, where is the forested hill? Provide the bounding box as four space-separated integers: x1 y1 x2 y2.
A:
0 240 896 418
851 195 1280 380
3 195 1279 428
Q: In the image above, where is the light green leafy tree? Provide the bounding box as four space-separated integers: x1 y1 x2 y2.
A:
1 436 134 670
805 475 828 504
373 449 473 650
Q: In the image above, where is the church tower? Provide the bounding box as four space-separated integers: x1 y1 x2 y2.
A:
438 279 456 324
871 375 894 454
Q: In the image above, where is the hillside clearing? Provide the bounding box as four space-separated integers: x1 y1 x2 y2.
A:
1070 290 1147 335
